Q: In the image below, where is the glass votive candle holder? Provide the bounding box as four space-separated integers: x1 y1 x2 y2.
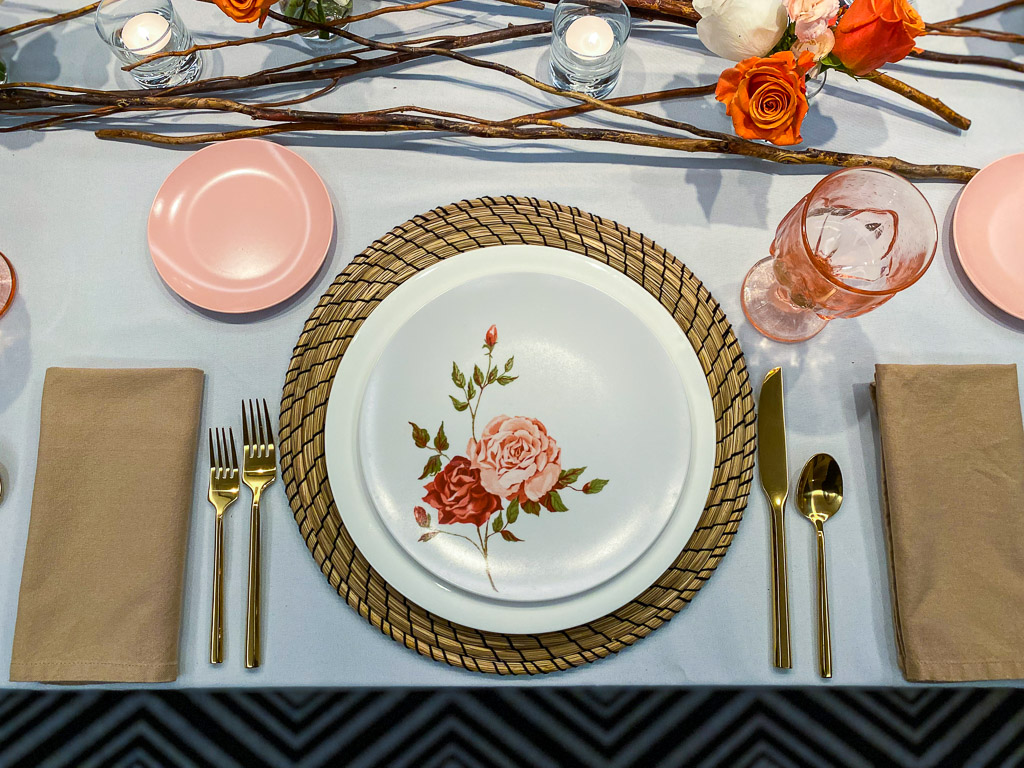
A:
549 0 630 99
95 0 202 89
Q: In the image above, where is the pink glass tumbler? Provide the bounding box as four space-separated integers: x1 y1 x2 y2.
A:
742 168 938 343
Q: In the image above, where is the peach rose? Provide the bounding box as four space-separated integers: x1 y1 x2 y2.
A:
422 456 502 527
786 0 839 41
716 51 814 146
211 0 276 25
792 27 835 61
832 0 924 75
468 415 562 503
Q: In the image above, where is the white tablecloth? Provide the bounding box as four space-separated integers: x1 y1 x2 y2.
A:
1 0 1022 688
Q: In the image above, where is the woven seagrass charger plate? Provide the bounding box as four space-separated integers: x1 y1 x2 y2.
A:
279 196 756 675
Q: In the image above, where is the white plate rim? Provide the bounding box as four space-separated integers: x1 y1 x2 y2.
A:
323 244 716 633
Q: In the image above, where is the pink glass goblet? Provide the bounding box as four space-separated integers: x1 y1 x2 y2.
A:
742 168 938 343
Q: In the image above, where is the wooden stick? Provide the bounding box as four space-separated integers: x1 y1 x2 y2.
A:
125 0 465 71
0 2 99 38
504 83 717 124
92 116 979 181
934 0 1024 26
925 24 1024 45
910 48 1024 75
863 71 971 130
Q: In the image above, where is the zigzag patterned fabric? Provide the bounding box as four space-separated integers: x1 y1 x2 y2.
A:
1 688 1022 767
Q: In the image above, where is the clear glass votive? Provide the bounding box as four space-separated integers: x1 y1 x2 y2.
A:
95 0 202 89
0 55 7 86
549 0 630 99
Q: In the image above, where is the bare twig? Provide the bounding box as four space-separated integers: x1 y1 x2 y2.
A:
126 0 466 71
92 116 979 182
934 0 1024 27
925 24 1024 45
504 83 717 124
910 48 1024 75
863 71 971 130
0 2 99 38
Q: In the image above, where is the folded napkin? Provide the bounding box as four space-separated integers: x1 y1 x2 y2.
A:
874 364 1024 682
10 368 204 683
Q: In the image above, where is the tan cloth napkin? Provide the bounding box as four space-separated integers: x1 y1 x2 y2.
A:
874 363 1024 682
10 368 204 683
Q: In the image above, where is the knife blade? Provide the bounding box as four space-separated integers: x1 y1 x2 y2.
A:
758 367 792 669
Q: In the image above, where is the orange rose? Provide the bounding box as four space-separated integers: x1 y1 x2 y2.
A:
212 0 276 25
715 51 814 146
832 0 925 75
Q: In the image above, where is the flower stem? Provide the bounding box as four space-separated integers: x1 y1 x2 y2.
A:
468 348 494 441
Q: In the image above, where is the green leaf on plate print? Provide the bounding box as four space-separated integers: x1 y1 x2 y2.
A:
557 467 586 488
583 479 609 494
506 498 520 524
452 361 466 389
523 500 541 516
496 375 517 386
466 379 476 399
504 356 514 372
419 531 439 542
492 512 503 533
487 368 498 385
409 421 430 449
473 365 484 387
500 529 524 542
542 490 569 513
449 395 469 412
419 454 443 479
434 422 449 452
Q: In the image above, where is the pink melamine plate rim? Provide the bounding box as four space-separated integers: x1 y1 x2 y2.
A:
147 138 334 314
953 153 1024 320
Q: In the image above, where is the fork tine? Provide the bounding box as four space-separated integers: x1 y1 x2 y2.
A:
255 398 266 455
229 427 239 474
208 429 215 471
263 399 275 448
217 427 226 478
242 401 251 456
249 399 259 455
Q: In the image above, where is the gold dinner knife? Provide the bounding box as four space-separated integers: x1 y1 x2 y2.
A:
758 367 792 669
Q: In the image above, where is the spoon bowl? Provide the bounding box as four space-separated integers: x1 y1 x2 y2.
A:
797 453 843 524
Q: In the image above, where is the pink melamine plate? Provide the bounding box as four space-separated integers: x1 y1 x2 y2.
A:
954 153 1024 319
148 139 333 313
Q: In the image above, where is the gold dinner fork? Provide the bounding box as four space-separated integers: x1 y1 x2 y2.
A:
242 399 277 670
208 428 239 665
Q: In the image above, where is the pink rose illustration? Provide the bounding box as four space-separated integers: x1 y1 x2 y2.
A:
468 415 562 503
485 324 498 347
422 456 503 528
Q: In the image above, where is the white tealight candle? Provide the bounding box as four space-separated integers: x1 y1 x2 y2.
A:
564 15 614 57
120 12 171 56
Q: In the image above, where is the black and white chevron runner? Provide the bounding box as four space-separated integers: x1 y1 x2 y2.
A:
1 688 1022 767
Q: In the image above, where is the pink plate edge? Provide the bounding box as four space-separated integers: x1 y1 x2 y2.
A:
953 152 1024 321
147 138 334 314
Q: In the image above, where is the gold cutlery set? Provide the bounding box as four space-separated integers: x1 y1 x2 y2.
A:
207 399 278 668
758 368 844 679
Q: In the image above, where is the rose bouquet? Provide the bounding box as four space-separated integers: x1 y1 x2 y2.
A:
408 326 608 592
695 0 926 145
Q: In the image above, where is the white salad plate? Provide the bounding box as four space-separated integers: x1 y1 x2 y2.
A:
323 245 716 633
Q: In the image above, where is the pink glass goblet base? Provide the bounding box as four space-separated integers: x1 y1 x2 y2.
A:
742 257 829 343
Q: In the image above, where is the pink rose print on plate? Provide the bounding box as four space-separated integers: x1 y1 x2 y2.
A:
408 326 609 592
468 415 562 504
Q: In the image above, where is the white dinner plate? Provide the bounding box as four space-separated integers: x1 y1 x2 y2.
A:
324 245 716 633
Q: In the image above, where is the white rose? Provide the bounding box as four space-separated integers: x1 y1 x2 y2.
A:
693 0 789 61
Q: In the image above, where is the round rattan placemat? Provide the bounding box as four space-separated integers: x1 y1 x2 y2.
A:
279 196 756 675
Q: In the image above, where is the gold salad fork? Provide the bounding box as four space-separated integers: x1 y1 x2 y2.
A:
242 399 277 670
208 428 239 665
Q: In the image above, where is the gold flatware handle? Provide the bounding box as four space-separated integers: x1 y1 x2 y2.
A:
769 500 792 669
815 520 832 678
210 514 225 664
246 492 261 669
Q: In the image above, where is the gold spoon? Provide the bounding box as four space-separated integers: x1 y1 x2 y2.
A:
796 453 843 679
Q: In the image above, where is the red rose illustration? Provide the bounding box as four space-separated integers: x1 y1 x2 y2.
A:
422 456 503 527
485 324 498 347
